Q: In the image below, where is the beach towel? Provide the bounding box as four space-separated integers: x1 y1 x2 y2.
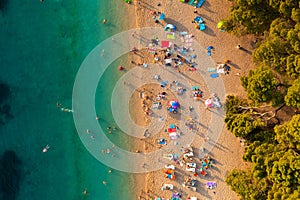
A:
184 34 193 39
206 181 217 189
161 40 170 48
217 68 225 74
210 73 219 78
208 67 217 72
167 33 175 39
169 132 179 140
180 31 188 36
207 51 211 56
168 128 177 133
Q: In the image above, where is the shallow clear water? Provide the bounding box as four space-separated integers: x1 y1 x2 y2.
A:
0 0 135 199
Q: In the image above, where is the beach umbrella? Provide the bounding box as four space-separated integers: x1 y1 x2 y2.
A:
159 13 165 20
207 46 213 50
194 16 204 24
217 20 225 29
205 99 213 108
172 193 180 198
199 23 206 31
192 86 199 90
169 124 176 128
165 24 176 32
170 101 179 108
160 81 168 87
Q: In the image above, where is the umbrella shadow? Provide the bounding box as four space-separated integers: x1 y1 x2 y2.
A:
200 13 215 23
202 26 216 36
228 61 240 69
202 1 215 13
239 47 252 55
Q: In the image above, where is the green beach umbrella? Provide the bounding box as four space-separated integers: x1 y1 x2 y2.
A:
217 20 225 29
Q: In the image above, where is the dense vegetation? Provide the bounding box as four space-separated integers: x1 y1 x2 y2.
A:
223 0 300 199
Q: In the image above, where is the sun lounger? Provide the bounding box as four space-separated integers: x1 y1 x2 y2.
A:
187 163 196 168
186 167 196 172
162 184 174 190
184 151 194 158
165 164 175 170
163 154 174 160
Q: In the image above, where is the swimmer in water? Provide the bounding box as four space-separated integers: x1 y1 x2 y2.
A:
61 108 74 112
83 188 88 195
102 19 107 24
42 145 50 153
102 181 107 185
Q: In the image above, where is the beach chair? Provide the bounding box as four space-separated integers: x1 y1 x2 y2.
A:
162 184 174 190
165 164 175 170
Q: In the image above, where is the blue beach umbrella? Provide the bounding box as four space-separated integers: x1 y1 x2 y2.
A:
194 16 204 23
207 46 213 50
192 86 199 90
165 24 176 32
199 23 206 31
159 13 165 20
170 101 179 108
169 124 176 128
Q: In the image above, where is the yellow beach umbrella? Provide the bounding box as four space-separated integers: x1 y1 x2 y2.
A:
217 20 226 29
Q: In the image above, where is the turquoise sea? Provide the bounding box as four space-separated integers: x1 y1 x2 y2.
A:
0 0 135 199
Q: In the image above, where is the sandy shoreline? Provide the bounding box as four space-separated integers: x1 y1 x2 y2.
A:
120 0 255 199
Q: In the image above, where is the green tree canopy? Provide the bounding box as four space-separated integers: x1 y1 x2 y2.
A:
225 113 265 138
285 78 300 109
226 169 268 200
241 66 278 105
274 114 300 150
